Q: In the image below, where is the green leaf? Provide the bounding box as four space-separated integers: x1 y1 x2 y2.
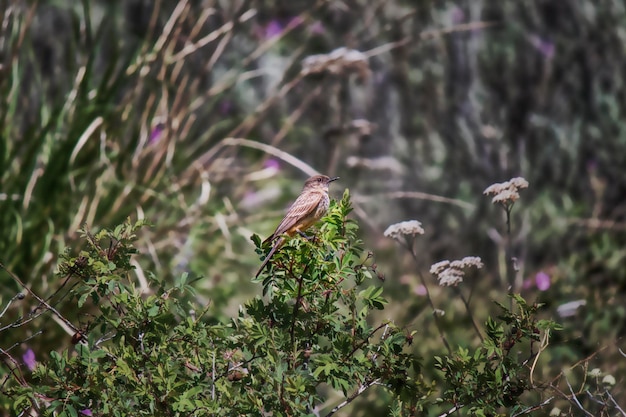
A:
359 285 387 310
66 404 78 417
250 233 262 247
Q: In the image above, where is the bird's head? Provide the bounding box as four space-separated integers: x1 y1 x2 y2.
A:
304 175 339 191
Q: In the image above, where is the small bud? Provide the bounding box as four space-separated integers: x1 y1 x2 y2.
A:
602 374 616 386
71 332 83 345
227 371 244 381
17 293 25 300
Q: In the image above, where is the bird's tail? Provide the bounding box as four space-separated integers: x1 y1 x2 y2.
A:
255 236 285 278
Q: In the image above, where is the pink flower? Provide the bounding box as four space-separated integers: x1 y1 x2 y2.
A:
535 271 551 291
80 410 92 416
414 284 428 296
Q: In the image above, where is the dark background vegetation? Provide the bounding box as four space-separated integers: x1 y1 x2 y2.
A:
1 0 625 415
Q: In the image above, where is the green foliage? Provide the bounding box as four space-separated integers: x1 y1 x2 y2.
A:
7 194 427 416
2 192 623 416
1 1 626 415
434 295 561 416
0 1 250 303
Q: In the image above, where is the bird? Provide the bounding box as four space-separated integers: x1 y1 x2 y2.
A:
255 175 339 278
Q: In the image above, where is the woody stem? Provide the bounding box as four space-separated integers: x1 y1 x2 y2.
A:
289 264 308 368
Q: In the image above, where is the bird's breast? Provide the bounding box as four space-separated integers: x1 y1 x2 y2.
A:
314 193 330 219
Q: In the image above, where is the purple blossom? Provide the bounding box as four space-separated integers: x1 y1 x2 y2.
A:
263 16 304 39
80 410 93 416
22 348 36 371
263 158 280 171
149 123 165 143
522 270 551 291
529 35 555 59
264 20 283 39
535 271 551 291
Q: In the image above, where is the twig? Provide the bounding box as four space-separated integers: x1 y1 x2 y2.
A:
345 321 390 360
606 391 626 417
529 329 550 387
203 137 319 177
0 347 27 386
453 287 483 342
364 21 499 58
352 191 474 210
405 247 451 354
0 263 79 334
437 404 462 417
324 379 380 417
565 375 594 417
504 205 515 309
0 292 24 319
212 351 216 401
289 264 309 361
510 397 554 416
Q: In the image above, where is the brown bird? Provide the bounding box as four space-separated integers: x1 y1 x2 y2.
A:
255 175 339 278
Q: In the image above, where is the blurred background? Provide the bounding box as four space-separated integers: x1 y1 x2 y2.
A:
1 0 625 414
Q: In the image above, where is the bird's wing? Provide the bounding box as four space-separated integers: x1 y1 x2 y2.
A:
267 191 321 241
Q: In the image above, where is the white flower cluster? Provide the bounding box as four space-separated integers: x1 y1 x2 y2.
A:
483 177 529 205
429 256 484 287
383 220 425 241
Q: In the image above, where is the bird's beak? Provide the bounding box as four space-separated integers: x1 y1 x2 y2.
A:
329 176 340 182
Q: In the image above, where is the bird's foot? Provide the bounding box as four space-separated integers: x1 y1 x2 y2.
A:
297 230 316 241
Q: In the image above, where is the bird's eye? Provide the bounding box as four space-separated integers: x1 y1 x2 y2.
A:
317 177 322 182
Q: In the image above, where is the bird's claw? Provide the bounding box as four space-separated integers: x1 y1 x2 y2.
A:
297 230 315 241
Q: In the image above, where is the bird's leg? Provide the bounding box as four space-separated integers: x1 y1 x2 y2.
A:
296 229 315 241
